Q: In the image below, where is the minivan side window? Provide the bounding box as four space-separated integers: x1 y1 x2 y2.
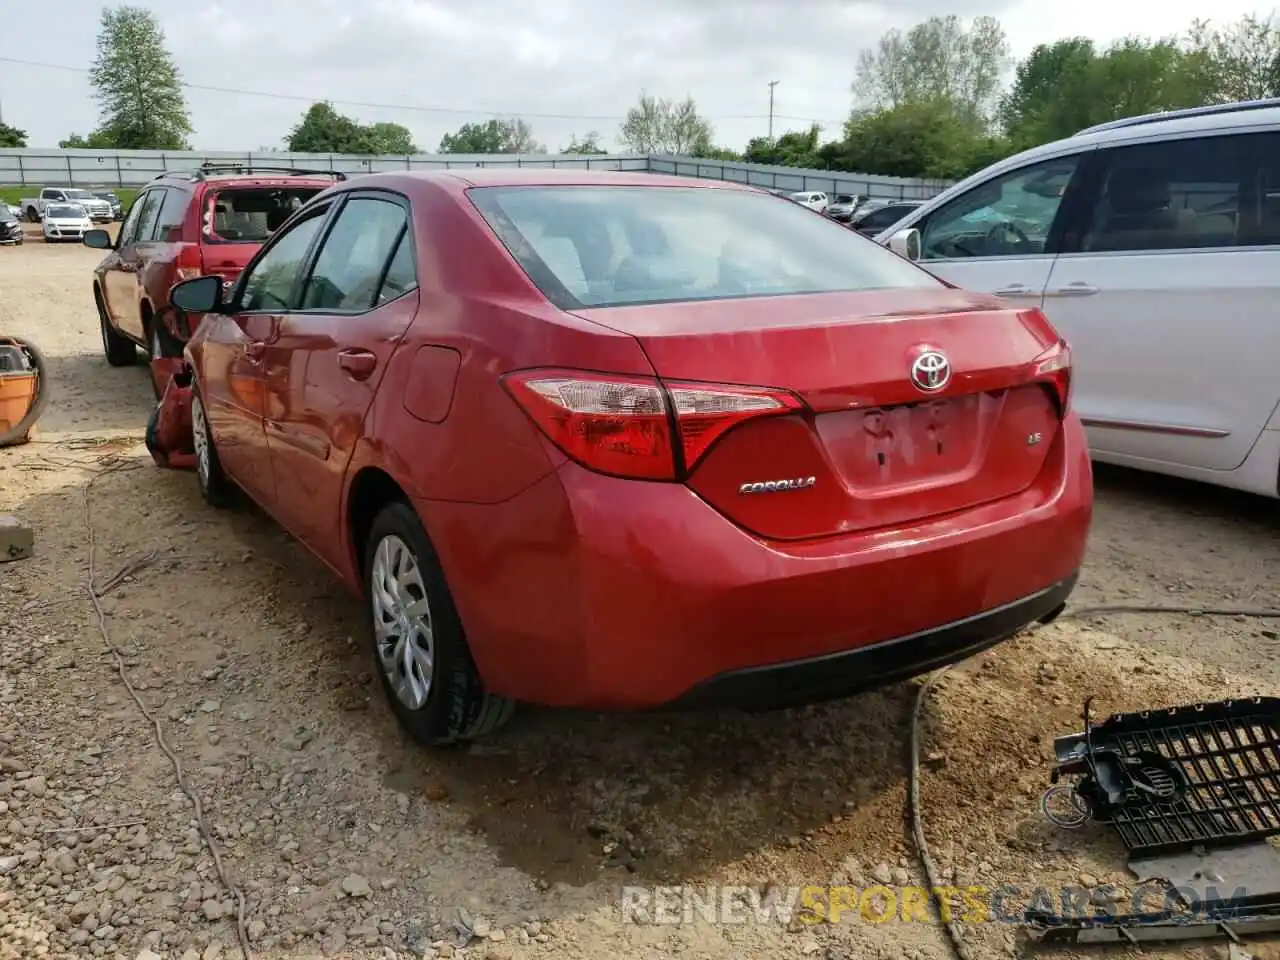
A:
1082 133 1255 253
918 155 1081 261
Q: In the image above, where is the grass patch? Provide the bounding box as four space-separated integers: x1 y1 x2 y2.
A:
0 186 139 207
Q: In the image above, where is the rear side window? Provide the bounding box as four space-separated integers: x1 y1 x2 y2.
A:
468 185 940 310
376 230 419 306
130 191 165 245
153 187 190 241
1083 134 1257 253
300 197 410 312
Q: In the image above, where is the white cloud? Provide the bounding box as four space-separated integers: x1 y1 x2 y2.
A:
0 0 1273 153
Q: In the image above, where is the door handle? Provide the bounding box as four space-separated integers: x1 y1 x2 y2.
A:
992 284 1041 298
337 348 377 381
245 341 266 361
1047 282 1099 297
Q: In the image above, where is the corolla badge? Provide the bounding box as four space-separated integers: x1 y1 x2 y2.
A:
910 350 951 392
738 476 817 495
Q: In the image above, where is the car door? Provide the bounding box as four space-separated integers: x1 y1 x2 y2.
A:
103 189 164 341
200 201 336 506
893 150 1096 308
260 192 419 564
1042 129 1280 472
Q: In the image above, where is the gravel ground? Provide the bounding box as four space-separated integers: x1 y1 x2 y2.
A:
1 225 1278 960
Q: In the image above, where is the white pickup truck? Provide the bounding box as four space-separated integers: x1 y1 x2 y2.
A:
20 187 114 224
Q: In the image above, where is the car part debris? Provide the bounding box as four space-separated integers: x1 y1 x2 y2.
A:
0 514 34 562
1046 696 1280 856
1029 909 1280 945
145 364 197 471
0 336 48 446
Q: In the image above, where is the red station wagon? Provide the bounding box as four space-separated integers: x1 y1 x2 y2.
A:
168 170 1094 746
84 165 345 391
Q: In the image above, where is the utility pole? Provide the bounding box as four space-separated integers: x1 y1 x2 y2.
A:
767 80 779 140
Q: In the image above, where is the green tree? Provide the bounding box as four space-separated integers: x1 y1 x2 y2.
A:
854 15 1011 124
0 123 26 148
89 5 191 150
619 93 714 155
365 121 418 154
999 38 1101 149
1185 14 1280 101
287 102 374 153
439 119 543 154
841 100 1008 180
563 131 607 154
744 125 823 167
60 130 116 149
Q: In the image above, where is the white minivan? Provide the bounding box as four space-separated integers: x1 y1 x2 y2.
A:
876 99 1280 498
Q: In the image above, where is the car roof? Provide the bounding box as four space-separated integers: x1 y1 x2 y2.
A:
321 168 761 199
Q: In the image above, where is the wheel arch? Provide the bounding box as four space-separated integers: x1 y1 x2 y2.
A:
346 466 414 585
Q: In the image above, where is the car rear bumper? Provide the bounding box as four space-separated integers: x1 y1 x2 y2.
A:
671 573 1076 709
424 413 1093 710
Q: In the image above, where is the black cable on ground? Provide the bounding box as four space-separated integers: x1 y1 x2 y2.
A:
909 601 1280 960
0 336 49 447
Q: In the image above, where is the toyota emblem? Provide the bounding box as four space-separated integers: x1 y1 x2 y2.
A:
910 350 951 392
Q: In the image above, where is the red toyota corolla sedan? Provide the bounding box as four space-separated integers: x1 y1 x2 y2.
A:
169 169 1092 746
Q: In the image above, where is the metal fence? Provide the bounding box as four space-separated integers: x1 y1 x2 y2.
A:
0 148 950 201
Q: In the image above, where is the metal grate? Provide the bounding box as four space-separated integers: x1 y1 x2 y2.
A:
1059 698 1280 856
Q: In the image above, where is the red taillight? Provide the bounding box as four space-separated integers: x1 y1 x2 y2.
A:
501 369 803 480
1032 339 1072 416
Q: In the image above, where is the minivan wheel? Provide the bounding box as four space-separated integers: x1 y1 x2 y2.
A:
97 290 138 367
363 502 515 746
190 386 232 508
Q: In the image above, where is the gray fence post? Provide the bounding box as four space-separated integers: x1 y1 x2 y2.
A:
16 154 24 186
66 155 73 183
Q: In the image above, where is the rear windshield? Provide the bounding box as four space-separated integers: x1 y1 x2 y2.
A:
468 185 940 309
205 187 324 243
46 204 85 218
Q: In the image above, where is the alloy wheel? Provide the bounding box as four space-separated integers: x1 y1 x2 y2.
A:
370 534 435 710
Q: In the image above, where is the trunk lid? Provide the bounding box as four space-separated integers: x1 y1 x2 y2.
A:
573 289 1066 541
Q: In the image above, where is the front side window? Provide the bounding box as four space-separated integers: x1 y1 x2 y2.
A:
238 205 330 312
1083 133 1254 253
469 185 941 310
919 155 1081 260
301 197 410 312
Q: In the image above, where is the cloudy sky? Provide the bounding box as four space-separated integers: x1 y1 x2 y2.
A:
1 0 1273 153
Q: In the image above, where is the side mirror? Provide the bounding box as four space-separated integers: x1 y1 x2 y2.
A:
83 229 113 250
170 275 224 314
888 228 921 261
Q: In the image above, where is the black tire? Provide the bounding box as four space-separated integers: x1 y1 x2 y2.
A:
190 383 232 508
363 501 514 746
24 207 39 224
97 288 137 367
